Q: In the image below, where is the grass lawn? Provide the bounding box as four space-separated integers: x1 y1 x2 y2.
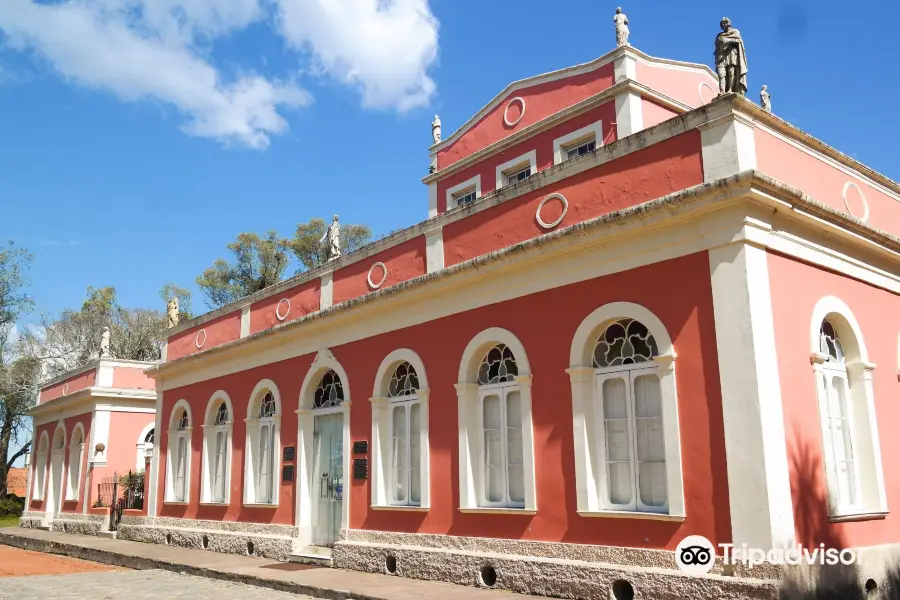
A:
0 516 20 528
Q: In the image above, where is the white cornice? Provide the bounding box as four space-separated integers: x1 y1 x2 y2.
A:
29 386 157 419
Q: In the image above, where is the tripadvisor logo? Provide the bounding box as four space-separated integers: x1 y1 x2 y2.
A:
675 535 858 575
675 535 716 575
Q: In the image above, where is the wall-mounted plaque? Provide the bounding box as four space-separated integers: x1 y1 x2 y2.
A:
283 446 296 461
282 465 294 482
352 440 368 455
353 458 368 480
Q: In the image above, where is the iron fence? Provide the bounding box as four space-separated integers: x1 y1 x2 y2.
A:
95 470 144 530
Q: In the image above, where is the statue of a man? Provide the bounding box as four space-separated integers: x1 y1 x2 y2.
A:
99 326 111 358
714 17 748 96
614 8 629 46
431 115 442 144
320 215 342 261
760 85 771 112
166 297 179 328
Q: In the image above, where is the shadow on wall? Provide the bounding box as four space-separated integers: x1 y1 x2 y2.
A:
780 433 899 599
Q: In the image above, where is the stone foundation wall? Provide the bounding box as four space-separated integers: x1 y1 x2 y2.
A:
116 516 298 562
49 513 108 536
18 510 45 529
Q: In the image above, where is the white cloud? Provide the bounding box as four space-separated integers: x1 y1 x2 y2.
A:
0 0 309 149
0 0 440 148
276 0 439 111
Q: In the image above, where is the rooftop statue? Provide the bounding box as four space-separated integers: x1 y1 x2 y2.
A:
320 215 342 261
432 114 442 144
715 17 748 96
760 85 772 112
99 326 111 358
166 297 179 328
614 8 630 47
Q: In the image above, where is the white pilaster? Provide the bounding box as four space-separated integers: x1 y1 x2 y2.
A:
614 92 644 138
89 409 111 466
320 272 334 310
160 340 168 363
612 53 637 83
425 228 445 273
240 304 251 338
147 379 164 517
709 241 796 550
428 181 438 219
97 362 114 387
700 113 757 182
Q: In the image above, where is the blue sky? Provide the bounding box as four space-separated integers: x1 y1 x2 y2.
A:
1 0 898 324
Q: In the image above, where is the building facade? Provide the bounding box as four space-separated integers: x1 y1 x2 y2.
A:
30 44 900 598
21 358 156 534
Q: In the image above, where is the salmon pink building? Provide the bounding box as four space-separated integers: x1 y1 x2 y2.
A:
43 43 900 598
21 359 156 534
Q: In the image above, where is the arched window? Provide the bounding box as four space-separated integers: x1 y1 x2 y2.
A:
314 371 344 408
568 303 683 519
244 382 281 506
387 362 422 506
166 405 191 503
33 433 49 501
593 319 667 513
477 344 525 508
808 299 888 519
202 394 232 504
66 426 85 501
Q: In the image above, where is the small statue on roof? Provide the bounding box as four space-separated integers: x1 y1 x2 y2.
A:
431 114 442 144
760 85 771 112
614 8 630 47
99 326 111 358
320 215 342 261
166 297 179 328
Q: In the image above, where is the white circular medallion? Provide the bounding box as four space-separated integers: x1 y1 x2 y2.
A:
535 193 569 229
503 97 526 127
842 181 870 223
368 262 389 289
275 298 291 322
195 329 207 349
698 82 716 105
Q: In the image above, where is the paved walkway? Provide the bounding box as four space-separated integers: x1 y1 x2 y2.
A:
0 544 123 577
0 527 543 600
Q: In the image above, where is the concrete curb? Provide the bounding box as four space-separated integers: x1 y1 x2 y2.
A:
0 531 368 600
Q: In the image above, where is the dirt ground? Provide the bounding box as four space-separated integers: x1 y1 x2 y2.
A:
0 545 124 577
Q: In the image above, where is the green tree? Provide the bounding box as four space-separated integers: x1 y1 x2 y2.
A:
0 243 33 331
20 287 167 378
196 231 290 308
289 218 372 271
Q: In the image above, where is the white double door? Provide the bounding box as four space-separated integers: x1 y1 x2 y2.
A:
311 413 344 548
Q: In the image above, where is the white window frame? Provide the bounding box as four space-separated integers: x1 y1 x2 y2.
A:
477 381 525 509
445 175 481 212
201 392 233 505
244 380 281 507
371 350 431 511
567 302 685 521
593 362 668 514
495 150 537 191
808 298 888 521
65 426 85 501
33 433 49 501
552 120 604 165
457 329 536 514
136 423 155 471
165 400 192 504
388 396 422 506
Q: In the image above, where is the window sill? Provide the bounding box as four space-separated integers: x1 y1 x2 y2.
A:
199 502 230 507
242 503 278 509
577 510 685 522
828 511 889 523
163 501 189 506
458 507 536 515
371 505 429 512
